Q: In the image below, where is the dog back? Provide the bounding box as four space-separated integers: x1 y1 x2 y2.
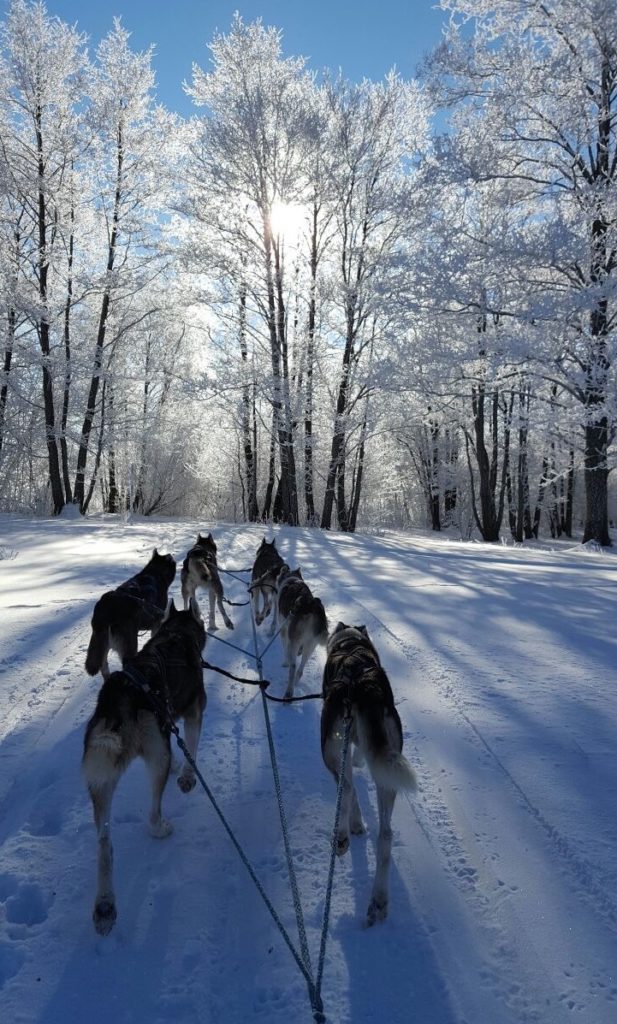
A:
252 539 284 584
85 551 176 675
84 605 206 752
278 571 312 618
321 625 415 792
182 533 218 584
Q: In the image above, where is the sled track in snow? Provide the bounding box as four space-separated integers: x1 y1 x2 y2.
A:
341 589 617 938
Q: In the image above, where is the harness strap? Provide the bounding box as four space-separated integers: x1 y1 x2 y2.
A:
201 659 322 702
264 691 322 704
201 659 265 686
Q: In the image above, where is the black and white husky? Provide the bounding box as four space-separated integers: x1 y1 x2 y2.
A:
273 565 328 698
85 549 176 679
250 537 285 626
82 599 206 936
321 622 416 926
180 532 233 631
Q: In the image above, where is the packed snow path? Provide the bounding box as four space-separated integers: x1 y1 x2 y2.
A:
1 516 616 1024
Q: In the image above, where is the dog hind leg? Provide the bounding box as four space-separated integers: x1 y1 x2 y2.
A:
142 722 173 838
290 631 319 694
113 626 138 667
181 572 194 611
268 594 278 637
217 589 234 630
366 785 396 925
207 587 217 631
284 656 297 699
252 586 263 625
89 780 119 936
178 699 204 793
322 726 356 854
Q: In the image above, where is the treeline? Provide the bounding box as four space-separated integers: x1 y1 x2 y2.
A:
0 1 615 544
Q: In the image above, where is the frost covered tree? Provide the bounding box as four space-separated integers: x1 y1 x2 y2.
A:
72 18 175 511
0 3 182 514
186 15 317 524
427 0 617 544
0 0 86 512
319 73 428 530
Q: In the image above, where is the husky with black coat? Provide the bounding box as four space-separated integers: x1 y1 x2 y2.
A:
250 537 285 626
180 532 233 631
273 564 328 698
85 549 176 679
82 598 206 936
321 622 417 926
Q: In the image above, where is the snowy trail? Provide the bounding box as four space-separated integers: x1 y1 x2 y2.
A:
1 517 616 1023
308 534 617 1023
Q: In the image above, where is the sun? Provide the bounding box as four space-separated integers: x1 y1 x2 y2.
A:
269 200 305 244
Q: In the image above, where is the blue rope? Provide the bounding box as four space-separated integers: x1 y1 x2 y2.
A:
205 630 256 660
171 730 316 994
315 713 353 1002
249 600 315 982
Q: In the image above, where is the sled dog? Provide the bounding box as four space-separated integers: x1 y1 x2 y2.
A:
82 598 206 936
273 565 328 698
250 537 285 626
180 532 233 631
85 549 176 679
321 622 417 926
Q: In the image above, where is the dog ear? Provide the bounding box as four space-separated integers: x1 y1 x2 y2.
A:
161 597 174 623
152 547 159 557
334 621 346 634
358 624 369 637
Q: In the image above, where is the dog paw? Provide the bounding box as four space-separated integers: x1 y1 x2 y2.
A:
366 895 388 926
93 898 117 936
149 819 173 839
177 774 196 794
351 820 367 836
208 623 218 632
336 834 350 856
224 620 234 630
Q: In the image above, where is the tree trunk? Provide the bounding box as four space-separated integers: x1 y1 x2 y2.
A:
73 120 124 510
261 407 277 521
60 193 75 504
263 218 298 524
238 282 259 521
0 306 16 462
35 102 65 513
582 420 610 545
563 449 574 538
304 202 318 524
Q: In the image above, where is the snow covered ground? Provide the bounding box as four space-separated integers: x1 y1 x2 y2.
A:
1 514 616 1024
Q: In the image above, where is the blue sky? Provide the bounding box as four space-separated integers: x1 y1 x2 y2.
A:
11 1 450 115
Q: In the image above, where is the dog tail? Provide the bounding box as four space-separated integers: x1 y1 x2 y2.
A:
85 593 115 675
192 555 213 581
308 597 329 646
366 748 417 793
82 725 123 790
355 682 417 793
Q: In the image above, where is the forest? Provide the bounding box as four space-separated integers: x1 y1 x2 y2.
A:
0 0 615 544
